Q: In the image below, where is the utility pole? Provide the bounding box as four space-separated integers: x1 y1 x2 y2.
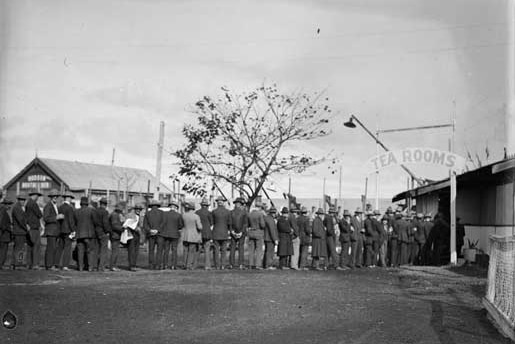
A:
450 100 457 265
154 121 164 200
338 165 342 208
322 177 326 212
111 148 116 167
507 0 515 156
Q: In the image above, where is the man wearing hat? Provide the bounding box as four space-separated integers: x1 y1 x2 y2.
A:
363 211 376 267
277 207 293 269
196 198 213 270
109 202 125 271
181 202 203 270
298 206 312 270
211 196 231 270
247 202 266 270
75 196 96 271
397 211 411 266
25 190 43 269
125 204 144 271
143 199 164 270
43 189 64 270
92 197 111 271
311 208 327 270
323 206 338 269
55 192 76 271
350 207 364 268
160 200 184 269
338 210 352 269
0 198 14 269
11 194 29 269
263 206 278 269
420 213 433 265
229 197 248 269
371 210 383 266
288 207 301 270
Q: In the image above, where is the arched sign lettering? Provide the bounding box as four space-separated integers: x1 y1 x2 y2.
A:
366 147 467 173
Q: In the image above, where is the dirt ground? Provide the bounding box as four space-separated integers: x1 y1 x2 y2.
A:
0 253 511 344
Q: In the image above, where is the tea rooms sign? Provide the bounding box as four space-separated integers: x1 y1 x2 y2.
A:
366 147 467 173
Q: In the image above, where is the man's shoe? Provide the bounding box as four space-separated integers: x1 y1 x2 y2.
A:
266 266 276 270
50 266 59 271
62 267 70 271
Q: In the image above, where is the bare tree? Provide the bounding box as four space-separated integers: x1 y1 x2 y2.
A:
174 83 336 206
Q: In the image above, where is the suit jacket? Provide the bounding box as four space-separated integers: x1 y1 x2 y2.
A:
74 206 95 239
264 215 278 242
323 215 337 238
196 207 213 240
338 218 351 243
94 206 111 237
0 206 12 242
212 206 231 240
58 202 76 235
43 201 60 237
109 211 124 240
371 218 382 240
248 210 265 230
181 211 203 243
350 216 363 242
161 209 184 239
230 207 248 233
143 208 164 236
25 198 42 230
394 218 410 243
12 201 28 236
298 214 311 245
289 214 299 239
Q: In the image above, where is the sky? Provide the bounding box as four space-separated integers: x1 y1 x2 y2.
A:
0 0 511 201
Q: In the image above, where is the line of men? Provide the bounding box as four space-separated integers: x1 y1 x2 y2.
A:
0 189 439 271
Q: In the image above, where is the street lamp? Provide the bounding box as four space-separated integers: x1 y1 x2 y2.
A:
343 115 423 186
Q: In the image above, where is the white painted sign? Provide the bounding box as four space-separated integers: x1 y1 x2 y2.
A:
366 147 467 172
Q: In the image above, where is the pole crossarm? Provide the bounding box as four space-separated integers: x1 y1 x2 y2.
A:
378 123 453 134
348 115 423 186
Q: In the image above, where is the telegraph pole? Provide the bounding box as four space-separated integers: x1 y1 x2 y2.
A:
154 121 165 200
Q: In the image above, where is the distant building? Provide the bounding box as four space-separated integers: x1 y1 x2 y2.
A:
3 157 173 207
392 157 515 252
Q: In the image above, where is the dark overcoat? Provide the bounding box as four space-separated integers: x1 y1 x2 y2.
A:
298 215 311 245
338 219 351 243
25 198 42 230
74 206 95 239
212 206 231 241
311 216 327 258
161 210 184 239
109 211 124 240
0 206 12 242
196 207 213 241
277 216 293 256
12 201 28 236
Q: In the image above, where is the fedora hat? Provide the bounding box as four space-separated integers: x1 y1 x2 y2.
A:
291 207 300 213
114 202 124 211
168 200 179 208
373 209 381 216
99 197 108 205
16 193 27 200
328 206 336 213
1 198 14 205
417 213 423 218
381 215 389 221
184 202 195 210
215 196 226 202
354 207 363 214
62 192 75 199
234 197 245 205
386 206 393 214
280 207 289 214
315 208 325 215
28 190 43 197
200 198 210 206
424 213 432 219
47 189 61 198
300 206 308 214
342 209 351 217
148 199 161 207
80 196 89 205
268 207 277 214
133 204 144 210
365 210 373 216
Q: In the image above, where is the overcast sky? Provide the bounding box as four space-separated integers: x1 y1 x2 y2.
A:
0 0 511 200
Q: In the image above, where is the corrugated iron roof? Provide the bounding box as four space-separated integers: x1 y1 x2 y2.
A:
39 158 172 194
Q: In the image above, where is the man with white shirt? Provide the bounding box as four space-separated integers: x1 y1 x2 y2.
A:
56 192 76 271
